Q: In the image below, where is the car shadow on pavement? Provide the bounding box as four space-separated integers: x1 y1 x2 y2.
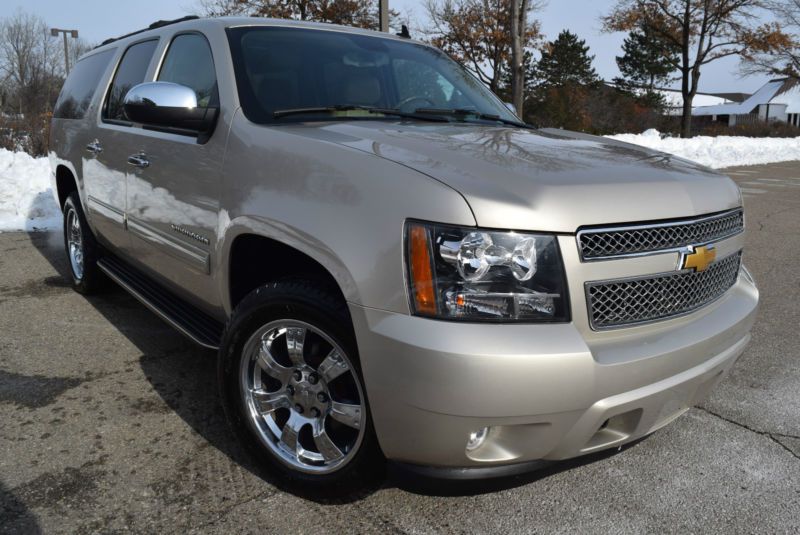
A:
0 481 43 535
25 229 641 502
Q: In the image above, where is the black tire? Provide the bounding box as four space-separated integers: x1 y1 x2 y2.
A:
218 280 384 494
63 192 105 294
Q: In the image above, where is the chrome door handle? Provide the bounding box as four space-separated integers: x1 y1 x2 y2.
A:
85 140 103 154
127 153 150 169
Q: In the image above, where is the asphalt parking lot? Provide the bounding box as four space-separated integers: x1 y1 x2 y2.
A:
1 161 799 534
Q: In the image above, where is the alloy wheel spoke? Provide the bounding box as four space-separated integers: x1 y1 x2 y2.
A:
285 327 307 367
257 343 292 384
251 389 290 414
318 348 349 383
312 421 344 462
330 401 362 429
280 412 305 456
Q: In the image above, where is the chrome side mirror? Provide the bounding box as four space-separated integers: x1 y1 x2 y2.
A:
123 82 217 133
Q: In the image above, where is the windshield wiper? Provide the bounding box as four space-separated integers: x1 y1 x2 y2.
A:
412 108 534 129
273 105 448 122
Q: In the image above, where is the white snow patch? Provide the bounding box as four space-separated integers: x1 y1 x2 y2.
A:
0 149 61 232
606 129 800 169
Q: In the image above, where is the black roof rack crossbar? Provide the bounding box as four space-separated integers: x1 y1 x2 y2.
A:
96 15 199 48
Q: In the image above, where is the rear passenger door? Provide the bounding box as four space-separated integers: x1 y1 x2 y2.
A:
85 39 159 253
124 32 224 312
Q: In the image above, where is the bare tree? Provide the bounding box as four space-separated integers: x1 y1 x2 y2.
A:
0 10 66 116
0 10 41 113
197 0 251 16
197 0 399 30
603 0 789 138
425 0 542 95
0 10 89 154
741 0 799 78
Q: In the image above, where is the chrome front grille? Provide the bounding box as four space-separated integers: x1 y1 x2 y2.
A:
578 209 744 260
586 253 742 330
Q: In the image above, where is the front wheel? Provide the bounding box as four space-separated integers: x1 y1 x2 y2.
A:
218 281 384 492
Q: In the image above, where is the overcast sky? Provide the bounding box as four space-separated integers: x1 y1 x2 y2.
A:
7 0 772 94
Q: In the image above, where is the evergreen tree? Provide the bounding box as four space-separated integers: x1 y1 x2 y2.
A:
615 25 678 91
526 30 599 130
531 30 600 90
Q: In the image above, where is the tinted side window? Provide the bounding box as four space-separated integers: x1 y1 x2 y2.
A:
158 34 218 108
53 49 115 119
103 39 158 122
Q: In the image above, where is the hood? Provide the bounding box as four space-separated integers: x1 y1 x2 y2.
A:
280 121 741 233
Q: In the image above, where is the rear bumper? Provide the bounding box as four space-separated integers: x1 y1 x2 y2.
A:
349 272 758 470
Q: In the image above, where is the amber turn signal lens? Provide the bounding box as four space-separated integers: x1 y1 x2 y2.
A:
408 224 437 315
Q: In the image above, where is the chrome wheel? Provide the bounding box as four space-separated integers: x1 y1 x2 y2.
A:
66 208 84 280
240 319 366 474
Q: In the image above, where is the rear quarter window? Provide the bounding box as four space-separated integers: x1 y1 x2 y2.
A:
53 49 115 120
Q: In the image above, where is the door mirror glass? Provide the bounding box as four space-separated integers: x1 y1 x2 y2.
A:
123 81 217 132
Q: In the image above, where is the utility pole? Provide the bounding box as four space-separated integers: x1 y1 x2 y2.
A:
50 28 79 75
379 0 388 32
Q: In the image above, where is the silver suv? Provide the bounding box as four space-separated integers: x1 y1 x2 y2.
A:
49 16 758 490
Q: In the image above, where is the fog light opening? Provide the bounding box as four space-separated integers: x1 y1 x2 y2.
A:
466 427 490 452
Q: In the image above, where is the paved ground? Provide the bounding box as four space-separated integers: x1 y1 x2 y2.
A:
1 161 799 534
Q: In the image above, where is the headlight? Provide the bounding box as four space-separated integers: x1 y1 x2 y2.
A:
405 221 569 322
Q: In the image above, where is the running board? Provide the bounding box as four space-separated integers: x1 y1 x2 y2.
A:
97 256 224 350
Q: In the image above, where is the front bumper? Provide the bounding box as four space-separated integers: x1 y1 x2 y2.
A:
349 271 758 470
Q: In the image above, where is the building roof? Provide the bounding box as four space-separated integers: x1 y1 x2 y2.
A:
771 79 800 113
713 92 750 103
692 79 792 116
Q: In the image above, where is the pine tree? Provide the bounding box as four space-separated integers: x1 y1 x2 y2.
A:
527 30 599 130
615 25 678 91
531 30 600 90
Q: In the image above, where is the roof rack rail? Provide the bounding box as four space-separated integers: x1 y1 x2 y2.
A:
96 15 200 48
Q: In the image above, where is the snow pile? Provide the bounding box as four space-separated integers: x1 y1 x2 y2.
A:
606 129 800 169
0 148 61 232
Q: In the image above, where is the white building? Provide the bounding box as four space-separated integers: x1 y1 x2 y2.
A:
692 78 800 127
655 89 741 116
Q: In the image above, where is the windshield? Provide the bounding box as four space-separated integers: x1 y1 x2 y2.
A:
226 26 519 125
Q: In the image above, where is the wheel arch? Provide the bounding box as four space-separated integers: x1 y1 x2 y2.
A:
55 164 79 210
220 222 358 317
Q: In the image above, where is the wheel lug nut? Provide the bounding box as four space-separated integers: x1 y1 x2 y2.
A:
310 408 320 417
294 404 304 414
293 370 302 381
317 392 328 403
308 373 318 385
286 385 294 395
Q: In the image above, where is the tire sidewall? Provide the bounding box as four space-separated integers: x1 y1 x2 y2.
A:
63 193 101 293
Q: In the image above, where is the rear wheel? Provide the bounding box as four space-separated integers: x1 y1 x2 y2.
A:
218 281 384 492
63 192 104 294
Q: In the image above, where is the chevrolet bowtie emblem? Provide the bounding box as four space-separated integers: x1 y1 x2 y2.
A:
679 245 716 272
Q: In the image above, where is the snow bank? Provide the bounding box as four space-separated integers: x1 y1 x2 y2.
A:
0 149 60 232
606 129 800 169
